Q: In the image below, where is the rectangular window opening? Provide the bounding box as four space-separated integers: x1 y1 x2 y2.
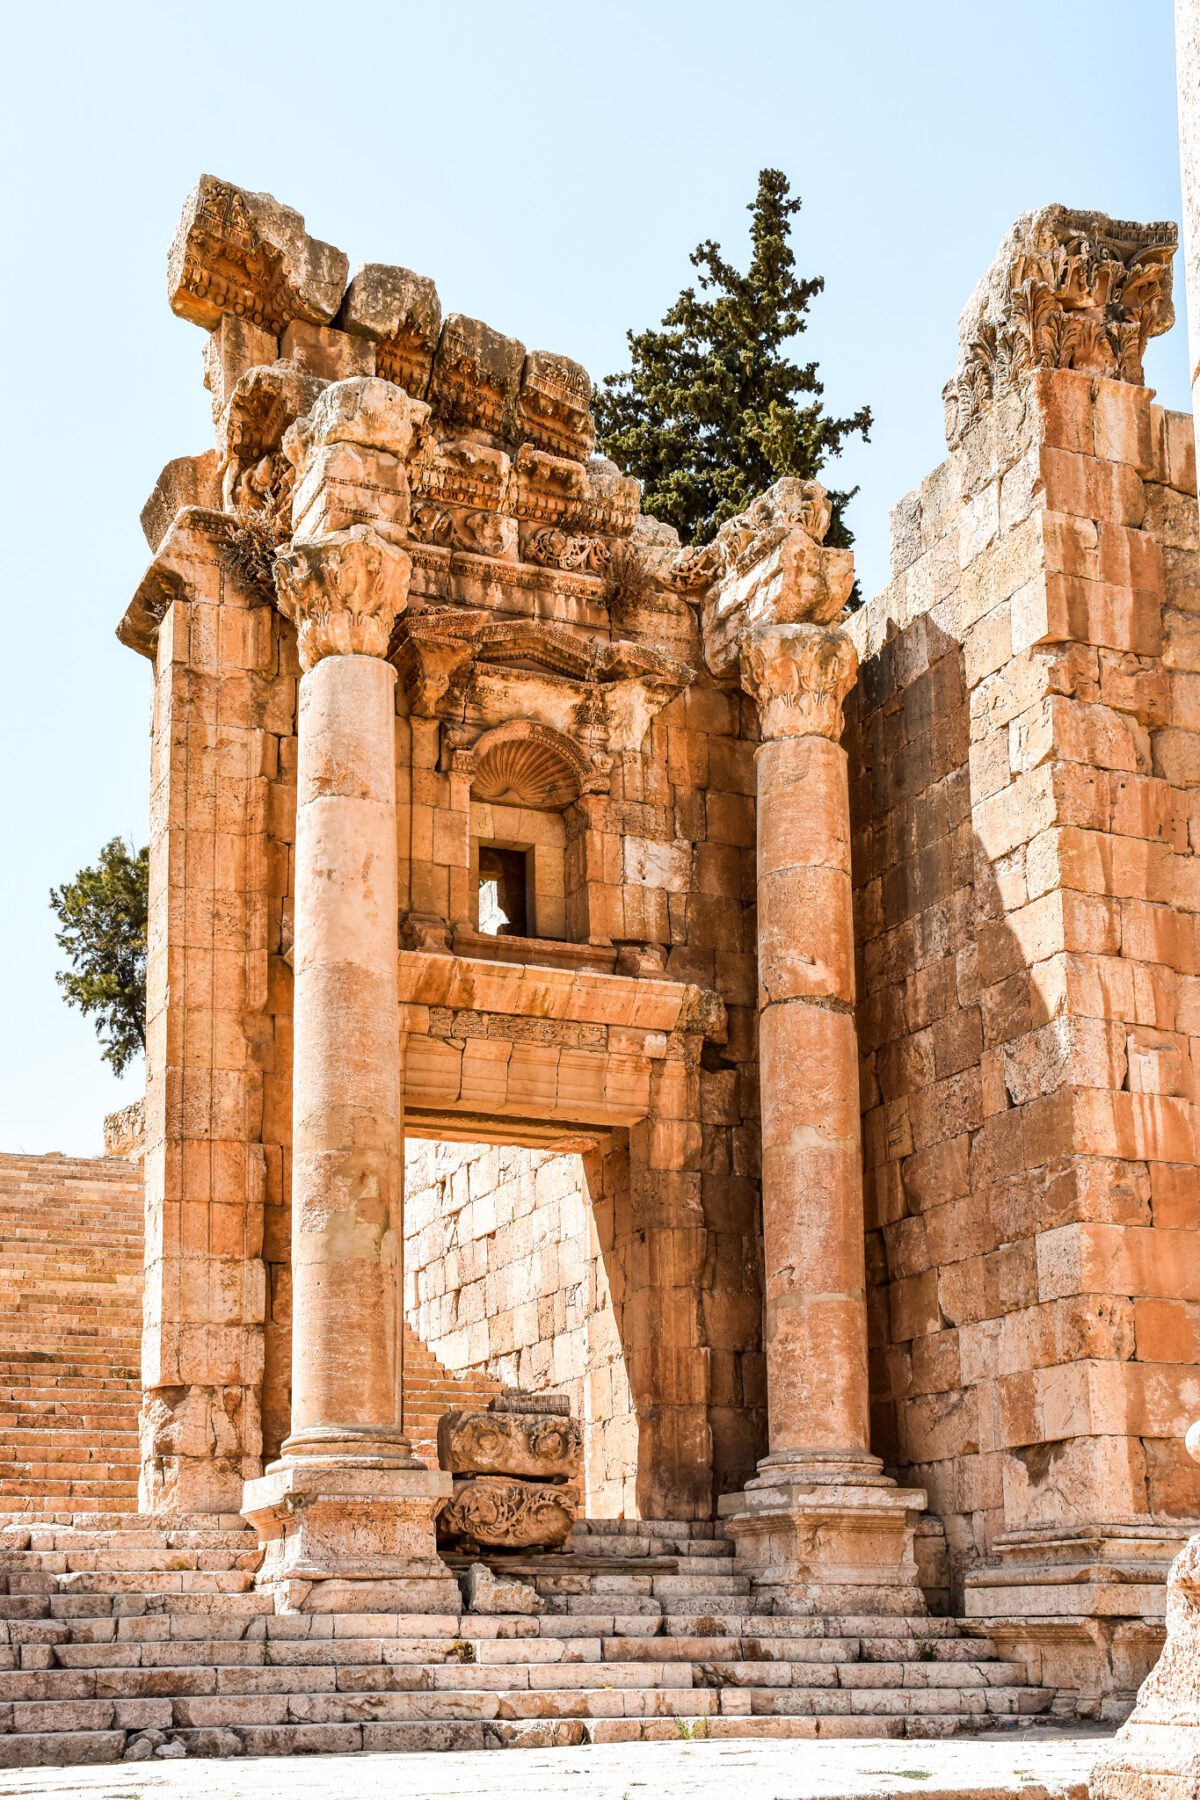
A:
477 844 529 937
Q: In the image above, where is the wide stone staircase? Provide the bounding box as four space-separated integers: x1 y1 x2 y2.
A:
0 1152 500 1518
0 1152 1058 1765
0 1514 1055 1767
0 1156 144 1518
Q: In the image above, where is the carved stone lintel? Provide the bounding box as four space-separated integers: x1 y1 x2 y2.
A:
168 174 348 336
274 525 411 669
438 1409 582 1480
739 623 858 744
438 1475 578 1549
943 205 1177 448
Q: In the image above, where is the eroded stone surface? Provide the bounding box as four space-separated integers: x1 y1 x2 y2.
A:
438 1475 578 1549
438 1408 582 1479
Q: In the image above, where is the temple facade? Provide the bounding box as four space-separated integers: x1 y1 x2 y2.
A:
5 150 1200 1766
126 175 1200 1677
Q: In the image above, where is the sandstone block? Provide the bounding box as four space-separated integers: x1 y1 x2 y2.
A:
169 175 348 334
437 1408 581 1480
461 1562 544 1616
437 1476 578 1550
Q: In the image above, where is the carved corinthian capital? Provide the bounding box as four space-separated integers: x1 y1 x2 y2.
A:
943 205 1177 448
740 623 858 744
274 524 411 669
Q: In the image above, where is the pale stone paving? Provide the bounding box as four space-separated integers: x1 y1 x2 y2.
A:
0 1729 1109 1798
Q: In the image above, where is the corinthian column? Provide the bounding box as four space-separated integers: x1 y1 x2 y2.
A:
241 383 456 1612
695 482 924 1613
741 622 872 1474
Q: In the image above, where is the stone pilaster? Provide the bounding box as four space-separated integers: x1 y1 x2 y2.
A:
241 383 456 1613
717 621 925 1612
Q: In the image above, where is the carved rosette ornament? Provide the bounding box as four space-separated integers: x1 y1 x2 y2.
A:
943 205 1177 448
739 623 858 744
274 524 412 668
437 1408 583 1480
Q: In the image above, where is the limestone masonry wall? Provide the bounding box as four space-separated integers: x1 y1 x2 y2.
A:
846 372 1200 1624
403 1140 635 1514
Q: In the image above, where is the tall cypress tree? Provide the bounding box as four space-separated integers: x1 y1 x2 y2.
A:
595 169 870 560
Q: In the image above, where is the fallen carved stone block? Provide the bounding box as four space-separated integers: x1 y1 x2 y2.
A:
439 1475 577 1550
437 1407 582 1480
461 1560 544 1615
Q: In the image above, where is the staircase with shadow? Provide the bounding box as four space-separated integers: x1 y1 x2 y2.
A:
0 1515 1056 1767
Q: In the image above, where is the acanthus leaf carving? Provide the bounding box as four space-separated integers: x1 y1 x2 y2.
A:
943 206 1177 448
273 524 411 668
739 622 858 744
437 1475 578 1550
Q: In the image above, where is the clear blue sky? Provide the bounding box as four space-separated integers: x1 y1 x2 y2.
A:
0 0 1188 1153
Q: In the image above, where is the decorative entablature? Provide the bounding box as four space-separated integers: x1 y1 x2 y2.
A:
942 204 1177 448
127 174 872 741
146 175 662 653
392 609 693 771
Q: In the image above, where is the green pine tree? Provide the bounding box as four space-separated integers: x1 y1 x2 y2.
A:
595 169 871 573
50 839 149 1076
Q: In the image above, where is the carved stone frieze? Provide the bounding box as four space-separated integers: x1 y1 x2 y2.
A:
519 523 613 575
517 350 595 461
274 525 412 668
409 503 517 560
739 622 858 743
168 174 348 335
943 205 1177 447
340 263 443 397
437 1408 582 1480
437 1475 578 1549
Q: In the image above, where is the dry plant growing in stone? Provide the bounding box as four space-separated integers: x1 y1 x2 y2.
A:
603 539 656 614
218 492 291 597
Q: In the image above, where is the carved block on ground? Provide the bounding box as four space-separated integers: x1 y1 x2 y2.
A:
437 1475 578 1549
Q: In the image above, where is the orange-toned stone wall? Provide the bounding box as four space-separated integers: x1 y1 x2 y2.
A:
848 370 1200 1601
245 628 768 1511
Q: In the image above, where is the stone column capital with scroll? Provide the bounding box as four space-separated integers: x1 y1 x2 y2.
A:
274 524 412 669
739 621 858 745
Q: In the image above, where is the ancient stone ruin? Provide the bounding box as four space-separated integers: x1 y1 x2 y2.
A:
4 133 1200 1772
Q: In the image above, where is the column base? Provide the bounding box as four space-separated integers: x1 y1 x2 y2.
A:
718 1452 927 1616
242 1454 458 1614
961 1523 1196 1716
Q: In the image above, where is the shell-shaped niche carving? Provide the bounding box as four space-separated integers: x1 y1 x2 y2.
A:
473 737 580 810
